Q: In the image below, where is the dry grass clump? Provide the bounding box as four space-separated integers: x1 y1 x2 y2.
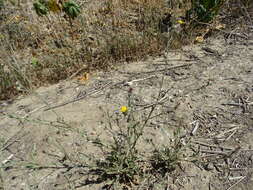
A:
221 0 253 27
0 0 171 100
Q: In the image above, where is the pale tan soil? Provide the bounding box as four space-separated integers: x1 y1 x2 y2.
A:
0 35 253 189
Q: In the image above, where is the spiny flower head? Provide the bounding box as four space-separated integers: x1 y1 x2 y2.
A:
120 106 128 113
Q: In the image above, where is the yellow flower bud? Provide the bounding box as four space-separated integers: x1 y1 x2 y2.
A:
177 20 185 25
120 106 128 113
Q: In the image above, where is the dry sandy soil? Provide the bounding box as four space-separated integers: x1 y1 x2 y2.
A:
0 34 253 189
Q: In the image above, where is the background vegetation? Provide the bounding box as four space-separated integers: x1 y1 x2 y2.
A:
0 0 252 100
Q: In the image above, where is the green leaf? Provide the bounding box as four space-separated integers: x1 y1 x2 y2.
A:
0 0 4 10
63 0 81 19
31 58 39 66
33 0 49 16
189 0 226 23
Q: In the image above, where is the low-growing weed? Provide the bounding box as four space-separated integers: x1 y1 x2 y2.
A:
150 128 184 177
83 86 188 189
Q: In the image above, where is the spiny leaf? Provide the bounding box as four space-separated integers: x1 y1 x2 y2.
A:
33 0 49 16
63 0 81 19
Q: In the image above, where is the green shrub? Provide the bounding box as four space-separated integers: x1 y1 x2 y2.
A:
188 0 226 23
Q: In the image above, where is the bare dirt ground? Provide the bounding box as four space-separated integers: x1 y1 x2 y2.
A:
0 34 253 189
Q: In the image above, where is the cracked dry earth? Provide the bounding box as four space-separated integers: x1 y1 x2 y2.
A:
0 35 253 190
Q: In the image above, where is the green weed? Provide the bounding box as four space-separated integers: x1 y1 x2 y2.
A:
0 0 4 10
187 0 227 23
150 128 183 176
83 86 187 189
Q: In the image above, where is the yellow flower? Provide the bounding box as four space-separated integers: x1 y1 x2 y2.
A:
177 20 185 25
120 106 128 113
